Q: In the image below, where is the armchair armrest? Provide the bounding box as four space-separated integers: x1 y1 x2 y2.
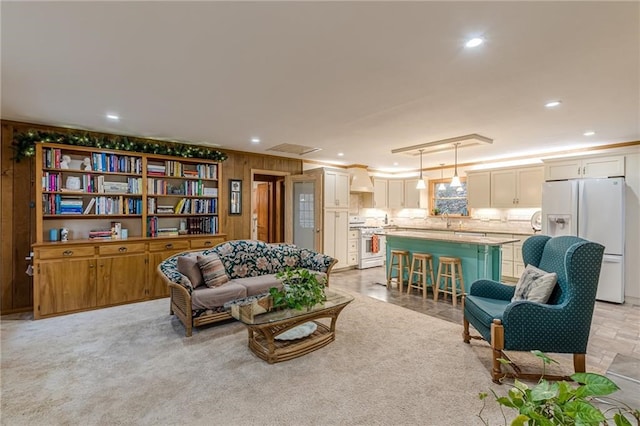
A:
469 279 515 301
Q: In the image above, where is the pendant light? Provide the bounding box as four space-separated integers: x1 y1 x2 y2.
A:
450 143 461 187
415 149 426 189
437 164 447 191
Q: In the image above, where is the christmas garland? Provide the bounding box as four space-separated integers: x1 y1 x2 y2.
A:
11 129 228 162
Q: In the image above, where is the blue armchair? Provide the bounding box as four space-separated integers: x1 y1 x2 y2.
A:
462 235 605 383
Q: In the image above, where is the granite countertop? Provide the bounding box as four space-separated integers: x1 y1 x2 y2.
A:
382 225 536 236
381 230 521 246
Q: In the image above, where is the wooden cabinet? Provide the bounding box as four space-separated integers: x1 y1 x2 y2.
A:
147 240 191 298
36 255 96 318
387 180 404 209
373 178 388 209
544 155 625 181
323 210 349 269
324 169 350 208
33 235 227 319
490 166 544 208
466 171 491 208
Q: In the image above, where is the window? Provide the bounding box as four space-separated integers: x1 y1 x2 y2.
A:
429 178 468 216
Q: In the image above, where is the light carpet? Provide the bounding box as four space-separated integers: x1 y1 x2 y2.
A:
1 290 575 426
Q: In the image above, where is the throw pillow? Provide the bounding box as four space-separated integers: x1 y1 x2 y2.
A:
512 264 558 304
197 254 230 288
177 255 204 289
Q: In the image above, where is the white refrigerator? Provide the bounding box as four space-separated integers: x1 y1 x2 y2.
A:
541 178 625 303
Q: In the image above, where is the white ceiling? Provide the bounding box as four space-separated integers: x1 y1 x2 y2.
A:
2 1 639 172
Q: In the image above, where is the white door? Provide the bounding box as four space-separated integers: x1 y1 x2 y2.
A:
578 178 624 254
288 174 322 251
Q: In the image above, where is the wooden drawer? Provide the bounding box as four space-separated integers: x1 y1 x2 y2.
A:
37 245 95 260
348 239 358 253
148 240 190 252
190 237 224 249
348 230 358 239
99 243 146 256
348 253 357 265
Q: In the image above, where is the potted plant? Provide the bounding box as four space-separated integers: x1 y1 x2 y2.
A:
269 267 327 311
478 351 640 425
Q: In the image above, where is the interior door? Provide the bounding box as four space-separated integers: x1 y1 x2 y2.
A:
256 182 270 242
287 174 322 251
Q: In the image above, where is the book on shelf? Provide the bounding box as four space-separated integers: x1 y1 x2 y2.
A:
83 198 96 214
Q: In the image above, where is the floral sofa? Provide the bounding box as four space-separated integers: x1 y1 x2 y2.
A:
157 239 338 336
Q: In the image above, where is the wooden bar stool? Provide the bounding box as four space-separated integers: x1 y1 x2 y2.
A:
407 252 435 299
434 256 465 306
387 249 410 291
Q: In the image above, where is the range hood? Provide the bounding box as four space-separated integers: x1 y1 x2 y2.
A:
348 166 374 193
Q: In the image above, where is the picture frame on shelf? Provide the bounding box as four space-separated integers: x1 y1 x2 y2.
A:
230 179 242 215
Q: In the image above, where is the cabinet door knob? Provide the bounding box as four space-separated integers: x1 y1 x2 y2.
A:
119 247 127 252
578 166 581 175
204 241 212 246
165 243 173 249
63 250 73 256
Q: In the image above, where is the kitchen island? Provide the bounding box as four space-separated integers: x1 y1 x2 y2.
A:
382 231 520 291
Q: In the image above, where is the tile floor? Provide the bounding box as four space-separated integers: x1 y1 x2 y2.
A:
331 266 640 376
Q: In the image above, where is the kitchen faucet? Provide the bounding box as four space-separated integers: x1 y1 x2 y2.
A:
442 212 451 229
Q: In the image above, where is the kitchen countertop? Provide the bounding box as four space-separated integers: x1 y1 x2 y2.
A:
381 225 536 236
381 230 520 246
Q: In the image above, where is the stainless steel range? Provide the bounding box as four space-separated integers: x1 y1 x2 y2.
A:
349 216 385 269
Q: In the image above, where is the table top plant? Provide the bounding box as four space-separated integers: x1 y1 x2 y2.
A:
478 351 639 426
269 267 327 311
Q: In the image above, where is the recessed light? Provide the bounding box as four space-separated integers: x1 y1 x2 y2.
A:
337 152 344 157
106 114 120 121
545 100 562 108
583 131 596 136
465 37 484 48
393 162 399 166
251 138 260 143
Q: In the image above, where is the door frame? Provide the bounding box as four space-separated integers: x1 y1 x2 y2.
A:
251 169 291 243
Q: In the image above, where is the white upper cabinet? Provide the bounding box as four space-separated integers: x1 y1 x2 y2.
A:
324 169 350 208
403 179 422 208
373 178 388 209
544 155 625 181
387 180 405 209
491 166 543 208
466 171 491 208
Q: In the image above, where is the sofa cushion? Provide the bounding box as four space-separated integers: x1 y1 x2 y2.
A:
267 243 301 272
197 254 230 288
191 282 247 311
177 255 204 289
231 274 283 297
211 240 274 278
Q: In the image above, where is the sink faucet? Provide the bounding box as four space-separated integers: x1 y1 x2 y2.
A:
442 212 451 229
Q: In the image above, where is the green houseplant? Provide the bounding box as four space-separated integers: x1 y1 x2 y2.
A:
269 267 327 311
478 351 640 426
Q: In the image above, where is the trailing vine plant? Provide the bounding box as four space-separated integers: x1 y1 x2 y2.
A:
11 129 228 162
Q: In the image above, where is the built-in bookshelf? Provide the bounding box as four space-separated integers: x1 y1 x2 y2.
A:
35 143 221 243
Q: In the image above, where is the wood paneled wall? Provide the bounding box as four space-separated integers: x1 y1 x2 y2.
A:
220 149 302 240
0 120 302 313
1 123 36 313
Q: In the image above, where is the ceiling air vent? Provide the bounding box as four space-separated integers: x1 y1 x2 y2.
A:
267 143 322 156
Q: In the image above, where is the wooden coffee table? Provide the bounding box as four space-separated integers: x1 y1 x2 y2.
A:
231 289 353 364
